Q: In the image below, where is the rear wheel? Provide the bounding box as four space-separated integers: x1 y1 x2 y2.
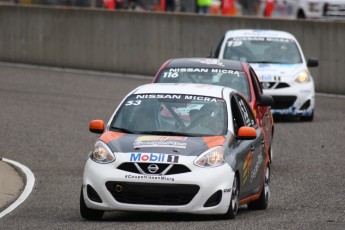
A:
80 187 104 220
248 164 270 210
225 175 239 219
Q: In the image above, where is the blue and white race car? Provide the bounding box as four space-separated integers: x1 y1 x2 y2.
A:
215 29 319 121
80 83 270 220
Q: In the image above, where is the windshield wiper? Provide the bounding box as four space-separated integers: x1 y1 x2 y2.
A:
139 131 197 137
254 61 288 64
110 127 134 134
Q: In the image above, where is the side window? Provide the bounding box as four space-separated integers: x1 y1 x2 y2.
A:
231 95 244 135
235 95 257 128
214 35 224 58
249 67 263 99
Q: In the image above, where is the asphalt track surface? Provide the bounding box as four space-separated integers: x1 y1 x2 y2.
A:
0 63 344 230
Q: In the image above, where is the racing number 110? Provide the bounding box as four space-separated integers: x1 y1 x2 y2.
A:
163 72 179 78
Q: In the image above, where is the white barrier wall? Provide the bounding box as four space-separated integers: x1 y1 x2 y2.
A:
0 5 344 94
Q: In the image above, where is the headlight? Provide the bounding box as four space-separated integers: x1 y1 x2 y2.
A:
194 146 225 167
294 71 311 83
90 141 115 164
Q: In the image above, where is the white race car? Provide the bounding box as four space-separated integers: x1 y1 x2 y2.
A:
215 29 319 121
81 83 270 220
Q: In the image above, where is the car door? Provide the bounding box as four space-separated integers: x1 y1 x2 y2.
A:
231 93 266 199
249 67 273 148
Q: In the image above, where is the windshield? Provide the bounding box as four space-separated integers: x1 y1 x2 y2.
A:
156 68 250 100
111 94 227 136
223 37 302 64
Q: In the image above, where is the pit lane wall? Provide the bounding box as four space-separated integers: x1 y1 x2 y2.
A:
0 5 344 94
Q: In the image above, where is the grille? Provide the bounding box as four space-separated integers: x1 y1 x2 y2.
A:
118 162 191 175
275 83 290 89
106 182 200 205
271 96 297 109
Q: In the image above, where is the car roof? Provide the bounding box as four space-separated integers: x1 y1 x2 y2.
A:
132 83 236 98
224 29 297 40
164 58 245 71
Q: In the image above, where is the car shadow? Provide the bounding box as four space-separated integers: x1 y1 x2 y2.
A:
100 207 248 222
272 115 302 123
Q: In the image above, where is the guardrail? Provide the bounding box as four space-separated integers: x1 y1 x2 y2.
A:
0 5 344 94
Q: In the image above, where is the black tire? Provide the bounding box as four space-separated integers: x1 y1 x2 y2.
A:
247 164 270 210
80 187 104 220
269 146 273 164
225 175 239 219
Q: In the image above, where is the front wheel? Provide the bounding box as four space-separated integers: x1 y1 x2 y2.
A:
225 175 239 219
80 187 104 220
248 164 270 210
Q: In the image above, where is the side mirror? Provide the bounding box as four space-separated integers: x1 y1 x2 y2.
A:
258 94 274 106
307 58 319 68
237 126 257 140
89 120 105 134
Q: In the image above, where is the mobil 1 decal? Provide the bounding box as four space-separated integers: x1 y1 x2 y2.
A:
129 152 179 163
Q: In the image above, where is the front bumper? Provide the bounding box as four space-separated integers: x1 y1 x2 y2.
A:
82 154 235 215
263 81 315 117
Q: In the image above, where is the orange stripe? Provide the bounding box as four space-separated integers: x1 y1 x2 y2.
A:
99 131 125 144
202 136 226 148
240 193 261 205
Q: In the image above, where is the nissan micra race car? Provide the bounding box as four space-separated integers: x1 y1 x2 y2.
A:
215 29 319 121
81 83 270 220
153 58 274 162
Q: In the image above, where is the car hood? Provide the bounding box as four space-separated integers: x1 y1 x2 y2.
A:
250 63 307 82
99 131 226 157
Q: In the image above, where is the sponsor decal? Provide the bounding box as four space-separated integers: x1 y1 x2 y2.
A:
167 155 179 163
167 68 209 73
129 153 179 163
136 136 187 141
125 174 175 182
250 154 263 183
199 59 225 67
136 94 182 99
130 153 165 162
243 151 253 185
259 75 281 82
134 136 187 149
223 188 232 193
164 68 240 76
229 37 292 43
252 108 257 118
135 94 218 103
271 107 313 116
